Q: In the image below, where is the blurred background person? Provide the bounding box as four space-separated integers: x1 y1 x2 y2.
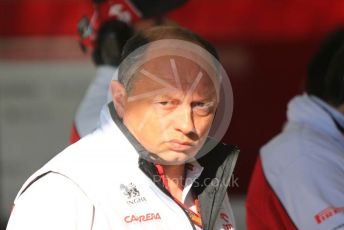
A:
246 28 344 229
70 0 188 143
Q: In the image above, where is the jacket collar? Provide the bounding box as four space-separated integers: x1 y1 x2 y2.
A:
287 94 344 141
310 95 344 133
106 103 239 229
107 102 153 161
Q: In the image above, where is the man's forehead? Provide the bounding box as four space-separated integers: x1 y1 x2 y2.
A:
134 55 217 91
141 55 207 80
122 39 220 99
128 71 217 104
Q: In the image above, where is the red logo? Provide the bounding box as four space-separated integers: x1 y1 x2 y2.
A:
315 206 344 224
220 212 233 230
220 212 229 222
124 213 161 223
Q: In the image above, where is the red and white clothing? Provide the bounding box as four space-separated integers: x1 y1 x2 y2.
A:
247 94 344 230
70 66 117 143
8 104 238 230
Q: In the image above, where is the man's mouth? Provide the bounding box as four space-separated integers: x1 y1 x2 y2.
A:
167 140 194 151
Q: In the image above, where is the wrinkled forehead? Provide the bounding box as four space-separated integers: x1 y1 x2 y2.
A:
129 40 220 97
139 56 215 93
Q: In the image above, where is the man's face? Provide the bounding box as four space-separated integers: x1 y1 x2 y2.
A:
114 54 218 165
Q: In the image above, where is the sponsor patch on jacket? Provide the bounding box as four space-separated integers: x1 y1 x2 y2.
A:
124 213 161 223
315 206 344 224
120 183 147 205
220 212 234 229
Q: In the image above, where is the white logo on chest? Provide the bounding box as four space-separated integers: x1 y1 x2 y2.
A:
120 183 147 205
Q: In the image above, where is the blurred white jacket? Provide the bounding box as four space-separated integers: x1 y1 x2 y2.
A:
72 66 117 140
261 94 344 229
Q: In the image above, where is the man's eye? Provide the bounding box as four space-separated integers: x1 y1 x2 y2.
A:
158 101 170 106
193 102 206 108
156 100 178 109
192 101 214 115
192 101 211 109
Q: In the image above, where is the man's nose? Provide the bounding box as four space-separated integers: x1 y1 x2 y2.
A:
175 105 196 135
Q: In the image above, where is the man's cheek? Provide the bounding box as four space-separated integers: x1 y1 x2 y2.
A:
195 119 212 134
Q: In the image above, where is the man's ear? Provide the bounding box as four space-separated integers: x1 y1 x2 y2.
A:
111 80 127 118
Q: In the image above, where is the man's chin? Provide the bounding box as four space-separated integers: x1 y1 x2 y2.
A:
152 150 195 165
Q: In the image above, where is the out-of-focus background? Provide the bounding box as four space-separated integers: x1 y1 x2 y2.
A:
1 0 344 229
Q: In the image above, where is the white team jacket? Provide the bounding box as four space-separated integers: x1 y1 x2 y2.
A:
75 66 117 137
7 105 237 230
261 94 344 230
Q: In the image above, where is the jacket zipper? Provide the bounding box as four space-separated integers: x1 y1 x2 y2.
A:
139 159 197 230
164 191 197 230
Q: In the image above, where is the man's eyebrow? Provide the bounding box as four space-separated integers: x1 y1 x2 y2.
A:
152 93 217 103
153 93 179 100
193 97 217 103
192 88 217 98
128 88 173 102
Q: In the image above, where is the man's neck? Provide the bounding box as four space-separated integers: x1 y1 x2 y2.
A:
163 164 185 201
